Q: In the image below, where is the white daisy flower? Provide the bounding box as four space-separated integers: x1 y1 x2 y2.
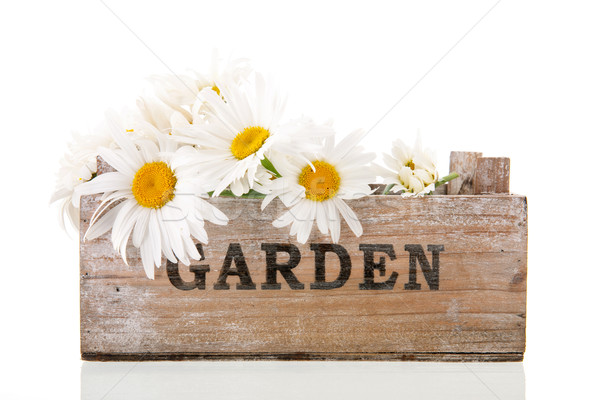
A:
135 93 197 145
50 102 179 232
50 132 113 231
175 74 333 197
74 119 228 279
378 136 439 196
149 54 252 123
261 129 375 244
136 94 177 134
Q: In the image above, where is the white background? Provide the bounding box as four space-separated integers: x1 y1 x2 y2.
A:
1 0 599 398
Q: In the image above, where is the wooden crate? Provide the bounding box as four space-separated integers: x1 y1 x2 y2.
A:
80 152 527 361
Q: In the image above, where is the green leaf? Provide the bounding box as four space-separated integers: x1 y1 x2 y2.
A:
240 189 266 199
210 189 266 199
383 183 396 195
261 157 281 178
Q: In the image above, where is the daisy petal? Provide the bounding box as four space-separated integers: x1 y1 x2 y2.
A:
334 198 363 238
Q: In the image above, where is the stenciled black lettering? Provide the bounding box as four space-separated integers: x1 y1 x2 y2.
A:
310 244 351 290
358 244 398 290
167 243 210 290
261 243 304 290
214 243 256 290
404 244 445 290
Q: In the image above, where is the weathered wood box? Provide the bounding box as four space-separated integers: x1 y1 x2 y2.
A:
80 152 527 361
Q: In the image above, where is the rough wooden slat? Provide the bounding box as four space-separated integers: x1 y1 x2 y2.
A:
433 184 447 195
80 193 527 361
475 157 510 194
448 151 482 195
369 183 389 194
96 155 115 175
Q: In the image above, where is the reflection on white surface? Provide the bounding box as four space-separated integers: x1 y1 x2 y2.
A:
81 361 524 400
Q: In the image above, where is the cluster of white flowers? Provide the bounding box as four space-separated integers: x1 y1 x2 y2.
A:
52 56 447 279
377 136 439 196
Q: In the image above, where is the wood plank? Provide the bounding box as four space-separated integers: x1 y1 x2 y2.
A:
96 156 115 175
475 157 511 194
448 151 482 195
80 193 527 361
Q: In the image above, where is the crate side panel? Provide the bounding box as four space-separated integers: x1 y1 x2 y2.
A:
80 195 527 359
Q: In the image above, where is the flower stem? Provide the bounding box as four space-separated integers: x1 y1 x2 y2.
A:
435 172 459 188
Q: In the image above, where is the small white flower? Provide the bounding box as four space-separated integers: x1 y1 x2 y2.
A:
50 102 180 231
74 117 228 279
261 128 375 244
149 54 252 123
50 129 114 231
175 74 333 196
378 136 438 196
136 94 178 134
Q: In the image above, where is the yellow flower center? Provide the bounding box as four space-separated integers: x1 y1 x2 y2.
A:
230 126 270 160
131 162 177 208
211 85 221 96
298 161 341 202
406 160 415 170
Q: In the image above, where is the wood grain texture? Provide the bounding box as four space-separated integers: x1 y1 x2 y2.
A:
475 157 510 194
448 151 483 195
96 156 115 175
80 193 527 361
